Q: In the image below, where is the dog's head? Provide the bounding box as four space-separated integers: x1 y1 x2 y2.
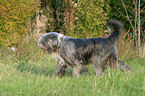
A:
38 32 65 53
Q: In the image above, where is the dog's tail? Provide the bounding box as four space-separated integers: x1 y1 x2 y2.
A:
107 20 124 44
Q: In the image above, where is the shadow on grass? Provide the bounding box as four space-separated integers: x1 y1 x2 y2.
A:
16 62 53 76
16 62 73 77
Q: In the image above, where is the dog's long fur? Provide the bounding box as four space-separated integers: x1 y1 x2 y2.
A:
38 20 132 77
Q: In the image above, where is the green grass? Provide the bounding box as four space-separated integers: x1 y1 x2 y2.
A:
0 52 145 96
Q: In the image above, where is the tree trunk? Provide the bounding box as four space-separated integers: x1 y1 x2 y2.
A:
138 0 142 57
65 0 69 34
69 0 75 31
143 43 145 57
134 0 138 55
143 30 145 57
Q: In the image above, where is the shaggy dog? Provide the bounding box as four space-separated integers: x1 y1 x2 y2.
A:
38 20 132 77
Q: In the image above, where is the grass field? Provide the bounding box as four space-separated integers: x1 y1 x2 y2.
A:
0 51 145 96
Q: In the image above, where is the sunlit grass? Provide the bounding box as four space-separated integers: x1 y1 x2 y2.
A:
0 49 144 96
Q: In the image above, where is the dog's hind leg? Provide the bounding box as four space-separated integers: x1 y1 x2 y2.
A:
108 54 118 68
92 59 105 76
108 54 132 72
118 60 132 72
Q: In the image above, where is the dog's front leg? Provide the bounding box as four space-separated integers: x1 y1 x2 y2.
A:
53 59 67 77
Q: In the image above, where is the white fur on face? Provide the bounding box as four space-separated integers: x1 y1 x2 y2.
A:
38 32 66 50
57 33 64 38
56 33 66 42
48 32 66 42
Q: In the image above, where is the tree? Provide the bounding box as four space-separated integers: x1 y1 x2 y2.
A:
112 0 145 57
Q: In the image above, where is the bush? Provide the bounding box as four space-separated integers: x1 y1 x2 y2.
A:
0 0 40 46
69 0 111 38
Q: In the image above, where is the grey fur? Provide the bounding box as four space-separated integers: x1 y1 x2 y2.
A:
38 20 132 77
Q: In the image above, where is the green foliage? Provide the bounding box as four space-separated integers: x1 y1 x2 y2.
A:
70 0 111 38
109 0 145 31
109 0 134 20
0 0 40 46
40 0 66 33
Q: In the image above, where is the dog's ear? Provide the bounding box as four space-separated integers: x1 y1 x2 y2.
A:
47 39 53 49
